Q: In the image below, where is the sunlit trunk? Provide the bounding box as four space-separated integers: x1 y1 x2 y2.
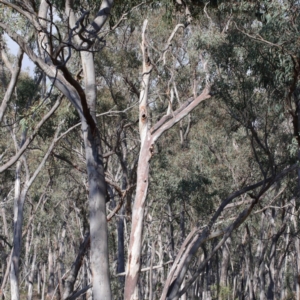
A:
124 20 153 300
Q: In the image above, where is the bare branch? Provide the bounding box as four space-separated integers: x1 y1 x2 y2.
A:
63 232 90 300
0 96 63 173
1 44 14 73
0 47 24 122
162 163 298 299
116 260 174 277
151 86 211 142
0 0 42 30
0 234 12 248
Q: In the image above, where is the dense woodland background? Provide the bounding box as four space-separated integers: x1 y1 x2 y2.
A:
0 0 300 299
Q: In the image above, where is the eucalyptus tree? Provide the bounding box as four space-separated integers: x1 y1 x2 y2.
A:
0 30 65 298
0 2 209 298
122 1 300 299
0 0 119 298
155 1 300 298
1 1 300 299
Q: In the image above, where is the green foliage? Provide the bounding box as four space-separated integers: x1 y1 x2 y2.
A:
16 76 39 109
173 171 215 215
211 284 232 300
1 1 300 299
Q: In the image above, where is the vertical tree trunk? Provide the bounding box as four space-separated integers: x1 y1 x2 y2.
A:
206 261 212 300
0 43 23 122
280 225 290 299
180 278 187 300
117 205 125 285
292 199 300 300
295 92 300 300
42 263 46 300
82 258 88 300
10 124 61 300
10 160 23 300
1 207 8 239
117 148 127 292
24 224 33 279
245 226 254 300
232 275 237 300
180 201 185 244
37 263 41 296
1 250 12 299
254 213 267 300
37 2 115 296
58 224 66 297
27 237 37 300
47 241 55 299
79 28 112 300
82 123 111 299
267 208 284 300
219 237 231 300
168 204 175 258
148 241 155 300
124 20 153 300
259 254 266 300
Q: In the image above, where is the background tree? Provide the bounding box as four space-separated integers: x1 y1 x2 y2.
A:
0 1 300 300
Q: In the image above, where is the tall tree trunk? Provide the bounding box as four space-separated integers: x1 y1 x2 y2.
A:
292 199 300 300
10 160 23 300
79 15 112 300
82 258 88 300
10 124 61 300
280 225 290 299
1 250 12 299
42 263 46 300
1 1 114 295
245 227 254 300
82 121 111 299
124 20 153 300
117 134 128 292
58 223 66 298
168 204 175 258
117 205 125 285
47 241 55 299
0 42 23 122
27 236 37 300
37 262 41 296
219 237 231 300
24 224 33 284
